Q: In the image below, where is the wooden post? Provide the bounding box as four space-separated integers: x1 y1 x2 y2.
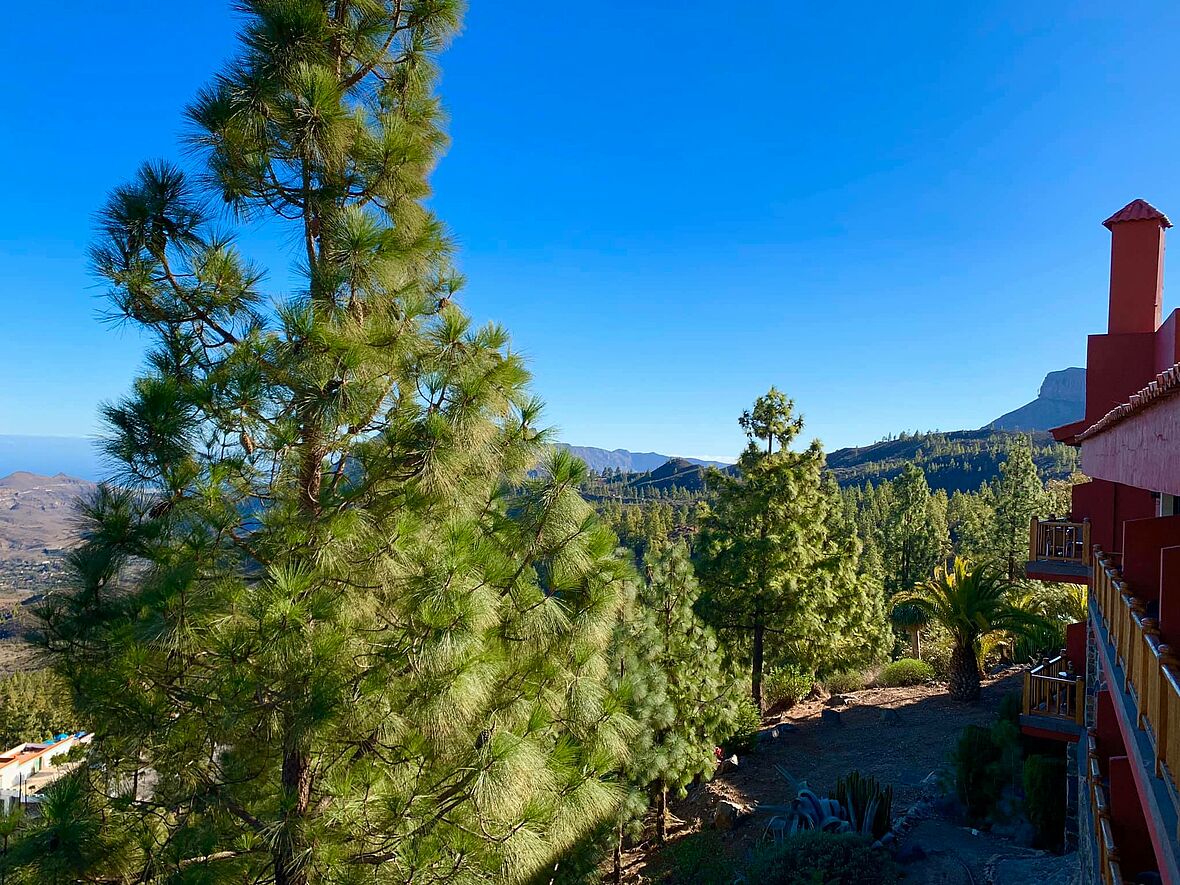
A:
1023 670 1032 717
1158 645 1177 779
1083 519 1092 565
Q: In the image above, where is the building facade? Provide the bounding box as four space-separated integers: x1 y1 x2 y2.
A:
1025 199 1180 885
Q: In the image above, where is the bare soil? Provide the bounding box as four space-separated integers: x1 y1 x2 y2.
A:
622 670 1049 882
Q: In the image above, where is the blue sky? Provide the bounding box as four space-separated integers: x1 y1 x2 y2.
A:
4 2 1180 462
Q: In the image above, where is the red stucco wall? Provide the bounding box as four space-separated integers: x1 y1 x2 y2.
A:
1160 546 1180 646
1081 397 1180 498
1085 333 1159 426
1109 755 1159 877
1072 479 1155 554
1121 515 1180 602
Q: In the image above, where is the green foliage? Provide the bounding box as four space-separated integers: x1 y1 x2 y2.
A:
823 670 867 694
880 658 935 687
992 436 1050 580
997 690 1023 724
18 5 637 883
764 665 813 710
955 725 1004 819
834 771 894 840
954 717 1023 821
827 428 1079 494
744 832 899 885
649 829 733 884
614 543 741 843
724 696 763 754
0 670 76 746
1023 754 1066 851
697 390 888 710
895 558 1048 701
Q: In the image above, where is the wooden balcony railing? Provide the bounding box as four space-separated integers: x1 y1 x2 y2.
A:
1087 733 1126 885
1092 549 1180 828
1029 517 1091 565
1022 655 1084 724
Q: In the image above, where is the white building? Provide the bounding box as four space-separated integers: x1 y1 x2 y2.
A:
0 732 92 814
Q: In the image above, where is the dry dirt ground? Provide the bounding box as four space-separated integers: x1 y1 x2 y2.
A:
624 670 1080 884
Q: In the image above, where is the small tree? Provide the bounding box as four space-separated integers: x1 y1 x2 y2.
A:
628 544 738 842
992 437 1049 580
895 558 1047 702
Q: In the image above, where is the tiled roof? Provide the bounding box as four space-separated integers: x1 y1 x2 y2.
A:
1076 363 1180 442
1103 199 1172 229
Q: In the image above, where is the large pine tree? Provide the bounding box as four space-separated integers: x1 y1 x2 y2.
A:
696 389 886 711
19 5 635 884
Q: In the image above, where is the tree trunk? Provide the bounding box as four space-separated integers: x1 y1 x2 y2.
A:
948 641 981 703
275 744 313 885
910 627 921 660
612 821 623 884
656 783 669 843
752 619 765 713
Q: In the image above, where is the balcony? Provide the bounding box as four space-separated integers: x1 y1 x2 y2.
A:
1087 734 1126 885
1026 517 1091 584
1092 550 1180 791
1021 655 1084 735
1089 549 1180 880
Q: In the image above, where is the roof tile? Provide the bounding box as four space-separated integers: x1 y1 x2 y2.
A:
1103 199 1172 229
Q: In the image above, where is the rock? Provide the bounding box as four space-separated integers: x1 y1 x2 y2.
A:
880 709 902 725
826 694 855 707
806 684 829 702
878 831 896 848
713 800 746 831
821 708 843 727
895 843 926 864
1012 820 1037 848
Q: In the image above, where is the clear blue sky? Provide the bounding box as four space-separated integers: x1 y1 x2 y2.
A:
4 1 1180 461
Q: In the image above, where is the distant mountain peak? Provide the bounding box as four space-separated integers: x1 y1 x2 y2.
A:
553 444 728 475
985 367 1085 432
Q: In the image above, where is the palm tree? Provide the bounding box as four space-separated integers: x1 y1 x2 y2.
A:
894 557 1047 702
890 602 929 660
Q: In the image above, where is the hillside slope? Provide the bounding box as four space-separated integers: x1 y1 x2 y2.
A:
826 429 1078 493
0 472 94 562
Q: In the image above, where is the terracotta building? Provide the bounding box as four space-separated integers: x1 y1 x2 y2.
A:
1024 198 1180 884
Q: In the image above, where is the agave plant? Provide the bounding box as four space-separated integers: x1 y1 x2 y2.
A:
786 787 852 834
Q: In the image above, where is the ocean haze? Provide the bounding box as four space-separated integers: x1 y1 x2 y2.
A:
0 436 105 482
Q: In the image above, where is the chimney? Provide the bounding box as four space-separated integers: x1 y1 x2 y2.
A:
1103 198 1171 334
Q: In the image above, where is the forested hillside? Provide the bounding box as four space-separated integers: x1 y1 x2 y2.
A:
825 429 1079 493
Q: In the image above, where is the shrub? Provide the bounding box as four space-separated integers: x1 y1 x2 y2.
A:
823 670 866 695
745 832 899 884
764 666 812 709
954 718 1022 822
879 658 934 687
1023 754 1066 851
723 696 763 754
997 690 1022 724
954 725 1003 819
650 829 733 884
834 771 894 840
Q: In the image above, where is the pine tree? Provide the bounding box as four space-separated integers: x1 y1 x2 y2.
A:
696 389 874 711
20 6 634 884
877 465 950 596
991 436 1048 580
627 544 737 842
